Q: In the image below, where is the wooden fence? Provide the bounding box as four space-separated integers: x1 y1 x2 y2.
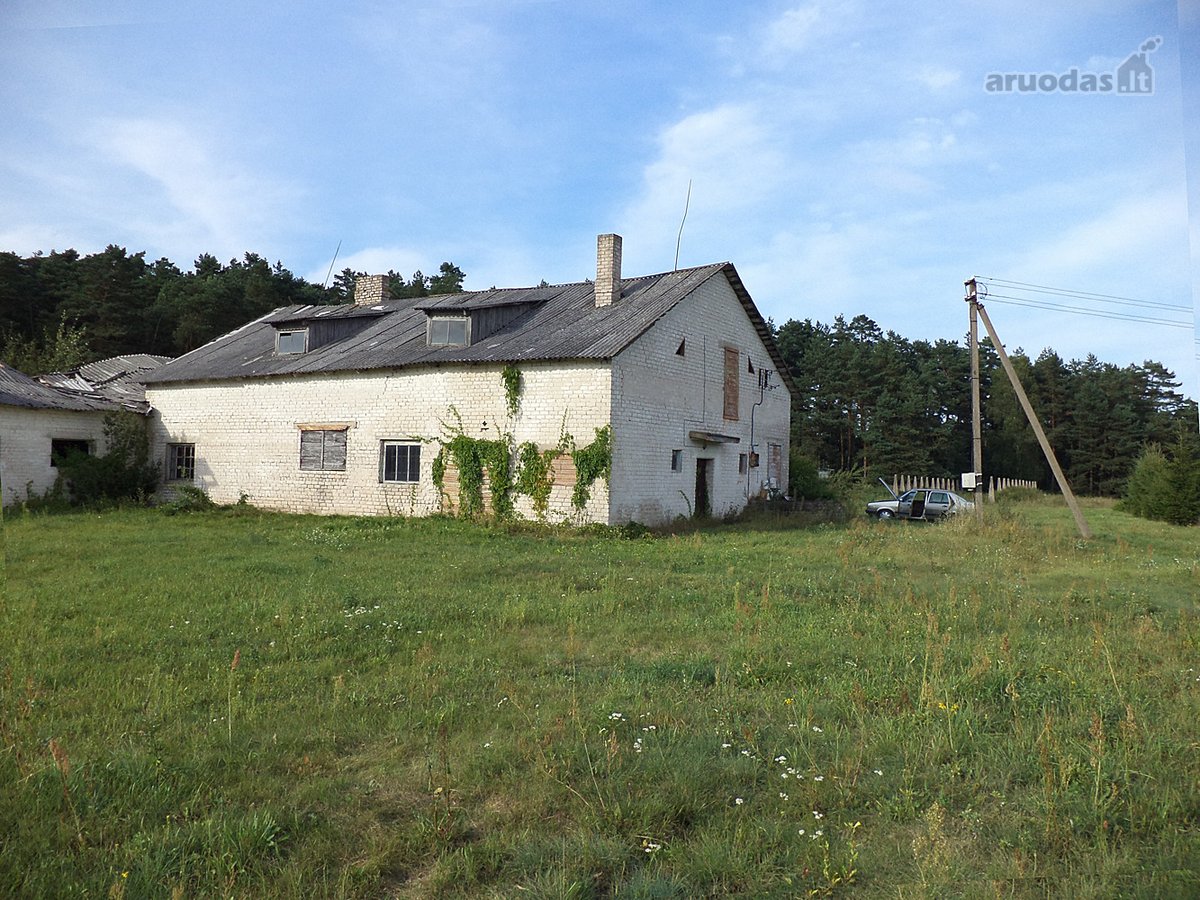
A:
890 475 1038 502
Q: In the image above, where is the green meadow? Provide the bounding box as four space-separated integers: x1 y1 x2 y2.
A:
2 499 1197 898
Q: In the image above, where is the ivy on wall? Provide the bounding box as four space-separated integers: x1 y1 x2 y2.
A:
501 364 522 418
431 409 613 520
571 425 612 511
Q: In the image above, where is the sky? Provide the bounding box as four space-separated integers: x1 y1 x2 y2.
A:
2 1 1197 401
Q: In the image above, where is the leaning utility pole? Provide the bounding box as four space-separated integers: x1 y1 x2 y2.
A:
964 278 1092 539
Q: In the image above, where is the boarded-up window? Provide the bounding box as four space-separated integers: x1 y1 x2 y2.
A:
723 346 739 421
300 429 347 471
767 442 782 487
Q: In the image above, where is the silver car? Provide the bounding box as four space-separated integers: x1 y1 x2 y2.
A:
867 487 974 520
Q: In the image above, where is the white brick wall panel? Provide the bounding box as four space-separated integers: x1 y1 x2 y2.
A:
609 276 791 524
0 407 112 506
147 361 612 522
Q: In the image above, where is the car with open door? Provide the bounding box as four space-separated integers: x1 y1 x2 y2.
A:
866 480 974 520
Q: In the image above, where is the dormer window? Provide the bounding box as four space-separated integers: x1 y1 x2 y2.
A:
428 317 469 347
276 329 307 354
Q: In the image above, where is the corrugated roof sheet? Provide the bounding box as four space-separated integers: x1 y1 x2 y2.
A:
0 362 119 412
143 263 796 394
38 354 171 412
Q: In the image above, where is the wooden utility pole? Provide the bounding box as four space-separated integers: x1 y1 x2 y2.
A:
964 279 1092 539
967 281 983 511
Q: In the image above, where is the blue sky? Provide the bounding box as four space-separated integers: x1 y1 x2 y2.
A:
3 1 1197 400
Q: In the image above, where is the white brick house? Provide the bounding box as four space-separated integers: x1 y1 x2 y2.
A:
143 236 792 525
0 356 166 506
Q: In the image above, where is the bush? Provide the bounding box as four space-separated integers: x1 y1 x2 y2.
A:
1120 435 1200 526
52 411 159 508
788 451 835 500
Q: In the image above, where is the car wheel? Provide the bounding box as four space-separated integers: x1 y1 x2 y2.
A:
877 509 894 519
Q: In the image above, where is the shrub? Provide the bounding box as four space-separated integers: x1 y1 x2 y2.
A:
52 411 159 508
1120 435 1200 526
788 451 834 500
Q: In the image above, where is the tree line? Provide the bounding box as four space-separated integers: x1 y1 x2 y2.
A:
0 246 464 372
776 315 1198 497
1 246 1194 499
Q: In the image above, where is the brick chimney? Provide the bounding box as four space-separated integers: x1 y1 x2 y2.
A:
595 233 622 307
354 274 389 306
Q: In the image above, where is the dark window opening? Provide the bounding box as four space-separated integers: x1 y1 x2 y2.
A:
747 358 755 374
50 439 90 467
675 339 686 357
670 449 683 472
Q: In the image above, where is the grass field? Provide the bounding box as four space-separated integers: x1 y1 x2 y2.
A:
2 498 1198 898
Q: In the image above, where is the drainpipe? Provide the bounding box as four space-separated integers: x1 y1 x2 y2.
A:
747 368 772 499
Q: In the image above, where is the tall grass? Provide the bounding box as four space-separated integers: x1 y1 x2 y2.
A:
2 500 1197 897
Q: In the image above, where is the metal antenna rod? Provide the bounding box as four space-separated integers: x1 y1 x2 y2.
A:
322 239 343 290
674 180 692 271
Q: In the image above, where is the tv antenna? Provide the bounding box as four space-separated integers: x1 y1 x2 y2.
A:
321 239 343 290
673 179 692 271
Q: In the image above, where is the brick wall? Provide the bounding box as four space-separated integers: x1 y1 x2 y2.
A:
0 406 110 506
609 275 791 523
147 360 612 522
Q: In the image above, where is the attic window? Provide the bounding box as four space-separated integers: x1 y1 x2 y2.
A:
277 329 307 354
428 317 469 347
675 339 686 357
748 358 755 374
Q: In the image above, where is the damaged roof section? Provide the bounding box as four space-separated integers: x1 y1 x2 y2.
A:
1 355 170 414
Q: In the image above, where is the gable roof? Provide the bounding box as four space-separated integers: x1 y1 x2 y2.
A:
144 262 795 393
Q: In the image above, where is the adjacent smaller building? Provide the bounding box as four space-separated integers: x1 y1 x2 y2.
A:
0 355 167 506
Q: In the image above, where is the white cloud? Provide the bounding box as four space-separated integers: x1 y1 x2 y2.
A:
303 246 429 286
619 103 791 271
914 66 961 91
91 117 295 259
760 4 823 61
1010 187 1188 285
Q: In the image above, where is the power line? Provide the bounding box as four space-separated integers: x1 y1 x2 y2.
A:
978 276 1190 312
983 293 1192 328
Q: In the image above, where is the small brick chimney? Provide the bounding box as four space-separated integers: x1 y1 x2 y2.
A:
354 274 389 306
595 233 622 307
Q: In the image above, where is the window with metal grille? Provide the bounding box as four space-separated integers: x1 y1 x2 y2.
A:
166 443 195 480
380 442 421 483
300 429 347 471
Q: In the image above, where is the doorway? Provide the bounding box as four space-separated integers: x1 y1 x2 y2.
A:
695 458 713 517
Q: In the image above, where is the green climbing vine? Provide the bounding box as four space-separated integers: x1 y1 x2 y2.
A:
431 407 515 519
431 407 610 519
501 363 522 417
571 425 612 510
513 431 571 520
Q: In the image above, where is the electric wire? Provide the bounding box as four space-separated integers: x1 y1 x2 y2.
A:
981 292 1192 329
978 276 1190 312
